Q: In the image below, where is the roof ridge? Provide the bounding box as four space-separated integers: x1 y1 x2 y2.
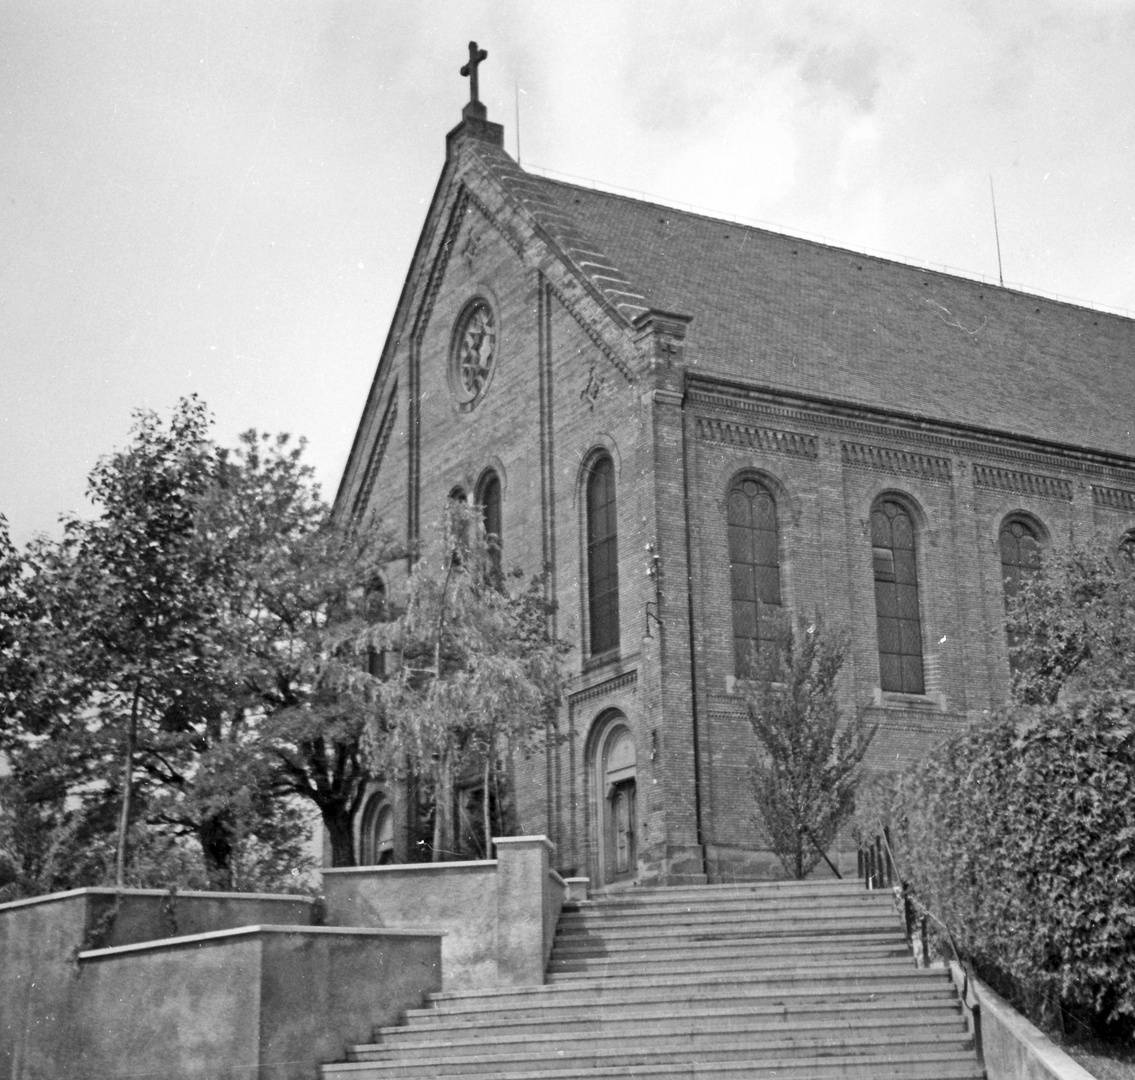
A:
522 169 1134 323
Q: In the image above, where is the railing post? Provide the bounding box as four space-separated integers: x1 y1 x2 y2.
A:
920 914 929 967
902 886 913 947
857 846 864 885
971 1001 984 1065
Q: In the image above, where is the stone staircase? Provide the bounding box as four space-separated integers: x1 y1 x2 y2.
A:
322 879 984 1080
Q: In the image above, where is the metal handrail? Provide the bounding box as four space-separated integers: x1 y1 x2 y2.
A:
860 821 984 1065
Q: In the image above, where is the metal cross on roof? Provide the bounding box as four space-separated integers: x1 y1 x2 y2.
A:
460 42 488 109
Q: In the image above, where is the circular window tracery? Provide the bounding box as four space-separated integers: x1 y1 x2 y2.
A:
450 298 497 411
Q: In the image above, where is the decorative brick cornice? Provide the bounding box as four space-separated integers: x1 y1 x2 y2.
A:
684 378 1135 486
352 385 398 521
972 465 1072 501
1092 485 1135 512
464 188 525 259
546 278 636 383
841 442 952 483
411 186 469 345
568 669 638 709
471 145 650 326
695 417 817 459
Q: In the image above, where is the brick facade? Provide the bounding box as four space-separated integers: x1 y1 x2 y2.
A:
336 113 1135 885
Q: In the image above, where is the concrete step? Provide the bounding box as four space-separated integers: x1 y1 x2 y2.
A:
538 962 940 991
375 997 964 1041
546 950 915 979
550 928 905 956
554 914 900 941
584 880 871 903
356 1017 970 1059
323 1047 984 1079
548 940 908 970
404 985 962 1026
347 1032 975 1071
412 979 959 1022
567 890 893 915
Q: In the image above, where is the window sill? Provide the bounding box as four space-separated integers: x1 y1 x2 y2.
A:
723 675 785 696
583 648 621 674
873 688 949 712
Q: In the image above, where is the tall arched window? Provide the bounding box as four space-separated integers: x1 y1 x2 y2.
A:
1119 529 1135 561
364 578 387 678
727 476 782 677
1000 518 1042 600
871 498 924 694
477 470 502 580
586 454 619 657
446 486 469 565
1000 516 1042 673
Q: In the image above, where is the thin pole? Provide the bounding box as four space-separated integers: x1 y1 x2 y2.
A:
990 175 1004 287
515 83 522 166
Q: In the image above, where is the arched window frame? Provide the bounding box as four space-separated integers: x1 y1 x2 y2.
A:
1119 528 1135 561
999 514 1045 602
476 469 503 582
726 472 783 678
870 495 925 695
999 514 1045 676
584 452 620 659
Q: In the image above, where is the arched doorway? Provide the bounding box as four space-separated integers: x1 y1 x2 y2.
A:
595 720 637 884
358 794 394 866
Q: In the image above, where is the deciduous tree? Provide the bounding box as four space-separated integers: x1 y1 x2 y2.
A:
364 501 564 861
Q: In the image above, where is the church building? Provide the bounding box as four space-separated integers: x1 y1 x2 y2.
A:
336 48 1135 886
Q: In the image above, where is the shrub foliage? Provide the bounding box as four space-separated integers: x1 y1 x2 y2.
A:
893 692 1135 1032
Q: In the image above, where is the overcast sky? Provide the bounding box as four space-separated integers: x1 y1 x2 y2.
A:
3 1 1134 547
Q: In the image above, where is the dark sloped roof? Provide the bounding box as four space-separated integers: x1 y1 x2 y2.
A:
527 174 1135 459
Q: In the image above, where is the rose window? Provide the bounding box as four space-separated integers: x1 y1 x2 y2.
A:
450 299 497 410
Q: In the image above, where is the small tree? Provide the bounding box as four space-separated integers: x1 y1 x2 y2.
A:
744 614 876 879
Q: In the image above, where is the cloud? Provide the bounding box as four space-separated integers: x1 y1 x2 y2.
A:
795 39 882 113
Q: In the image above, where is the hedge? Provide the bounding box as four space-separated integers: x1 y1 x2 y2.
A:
893 691 1135 1032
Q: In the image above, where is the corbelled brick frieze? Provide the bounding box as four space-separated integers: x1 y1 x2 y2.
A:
568 670 638 710
1092 485 1135 512
972 464 1073 501
684 379 1135 488
695 417 818 459
840 441 952 483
